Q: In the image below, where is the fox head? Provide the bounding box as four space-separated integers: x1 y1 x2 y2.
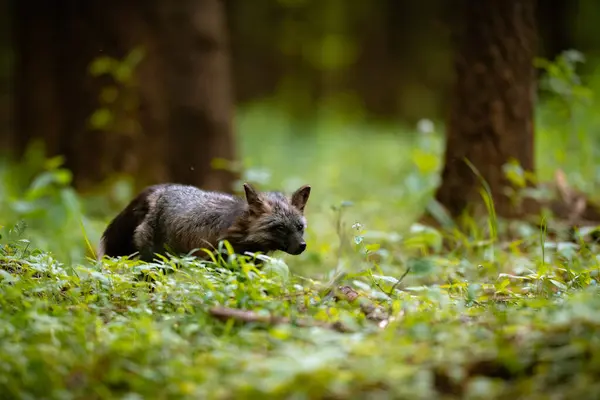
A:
226 182 311 256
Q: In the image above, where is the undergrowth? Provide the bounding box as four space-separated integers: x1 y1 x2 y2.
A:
1 51 600 399
2 208 600 399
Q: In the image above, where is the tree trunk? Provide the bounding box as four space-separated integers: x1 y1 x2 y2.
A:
155 0 238 193
12 0 237 193
434 0 538 219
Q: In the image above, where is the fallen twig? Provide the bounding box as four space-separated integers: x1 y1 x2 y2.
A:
334 285 389 324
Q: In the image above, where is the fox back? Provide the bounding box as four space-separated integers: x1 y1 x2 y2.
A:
98 182 311 262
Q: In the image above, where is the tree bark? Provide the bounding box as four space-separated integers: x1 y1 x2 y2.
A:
155 0 238 193
434 0 538 219
12 0 237 193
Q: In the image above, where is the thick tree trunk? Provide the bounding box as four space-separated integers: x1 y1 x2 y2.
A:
12 0 237 193
155 0 238 193
435 0 538 219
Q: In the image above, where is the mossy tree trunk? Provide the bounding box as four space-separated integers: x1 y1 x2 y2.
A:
435 0 538 219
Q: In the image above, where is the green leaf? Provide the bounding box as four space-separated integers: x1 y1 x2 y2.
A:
89 56 115 76
407 257 434 276
411 148 440 174
549 279 567 291
496 279 511 292
89 108 114 129
100 86 119 104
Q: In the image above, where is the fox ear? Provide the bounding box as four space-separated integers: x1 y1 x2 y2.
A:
291 185 311 213
243 183 265 213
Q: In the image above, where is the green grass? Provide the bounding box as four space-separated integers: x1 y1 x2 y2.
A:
3 56 600 399
2 213 600 399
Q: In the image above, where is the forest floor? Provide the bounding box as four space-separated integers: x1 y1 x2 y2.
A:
2 93 600 398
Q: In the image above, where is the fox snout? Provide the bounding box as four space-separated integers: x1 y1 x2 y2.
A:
285 240 307 255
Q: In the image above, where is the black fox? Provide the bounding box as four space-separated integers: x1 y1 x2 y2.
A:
97 182 311 262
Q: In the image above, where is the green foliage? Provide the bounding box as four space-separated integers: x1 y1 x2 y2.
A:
5 50 600 400
535 50 600 192
536 50 593 104
2 202 600 398
0 140 135 264
88 47 145 135
0 141 97 264
2 124 600 398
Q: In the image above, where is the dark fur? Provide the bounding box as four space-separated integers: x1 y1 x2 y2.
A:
98 182 311 262
98 185 157 258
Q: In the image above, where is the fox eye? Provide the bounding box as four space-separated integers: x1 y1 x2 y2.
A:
274 224 288 234
296 222 304 232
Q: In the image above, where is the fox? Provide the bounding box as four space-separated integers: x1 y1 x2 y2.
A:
97 182 311 263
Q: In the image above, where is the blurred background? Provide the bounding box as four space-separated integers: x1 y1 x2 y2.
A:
1 0 600 267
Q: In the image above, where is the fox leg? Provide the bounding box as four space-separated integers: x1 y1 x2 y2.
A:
133 221 156 262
